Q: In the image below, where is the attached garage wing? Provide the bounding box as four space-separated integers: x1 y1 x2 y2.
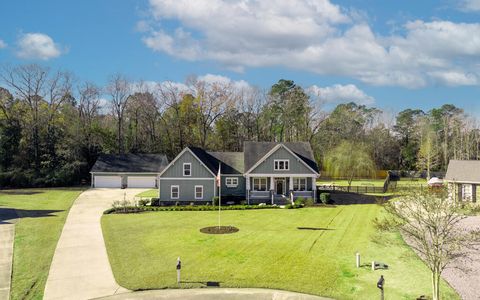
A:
127 176 157 188
94 176 122 188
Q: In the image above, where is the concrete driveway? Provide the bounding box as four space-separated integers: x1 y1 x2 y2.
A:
44 188 146 300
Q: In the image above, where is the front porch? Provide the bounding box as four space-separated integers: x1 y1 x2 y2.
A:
246 175 317 205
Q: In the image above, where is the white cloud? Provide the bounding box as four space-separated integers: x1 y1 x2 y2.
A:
140 0 480 88
16 33 63 60
459 0 480 12
197 74 250 90
0 39 6 49
307 84 375 105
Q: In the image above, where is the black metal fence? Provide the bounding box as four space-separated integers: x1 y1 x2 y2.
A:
317 184 427 194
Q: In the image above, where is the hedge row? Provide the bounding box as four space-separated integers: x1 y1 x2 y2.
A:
104 204 294 214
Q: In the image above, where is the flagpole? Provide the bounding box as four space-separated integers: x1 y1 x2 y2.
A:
218 163 221 229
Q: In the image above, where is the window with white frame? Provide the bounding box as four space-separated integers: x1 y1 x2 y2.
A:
195 185 203 199
171 185 179 199
293 178 307 191
253 177 267 191
274 159 289 170
183 163 191 176
225 177 238 187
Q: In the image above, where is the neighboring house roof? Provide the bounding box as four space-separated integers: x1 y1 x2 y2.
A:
243 141 319 173
208 152 245 174
90 154 169 173
445 160 480 183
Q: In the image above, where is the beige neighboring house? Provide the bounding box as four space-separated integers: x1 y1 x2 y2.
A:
445 160 480 202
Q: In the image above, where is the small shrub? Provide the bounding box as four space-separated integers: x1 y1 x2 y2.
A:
320 193 331 204
304 198 315 207
212 196 220 206
294 197 305 207
151 198 160 206
138 198 150 206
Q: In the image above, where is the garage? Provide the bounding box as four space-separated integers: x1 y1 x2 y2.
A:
127 176 157 188
90 153 169 188
94 176 122 188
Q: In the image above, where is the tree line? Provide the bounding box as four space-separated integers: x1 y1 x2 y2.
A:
0 64 477 187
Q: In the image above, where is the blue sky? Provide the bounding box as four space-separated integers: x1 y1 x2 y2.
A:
1 0 480 115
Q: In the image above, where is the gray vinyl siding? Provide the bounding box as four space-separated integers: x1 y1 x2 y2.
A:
160 150 214 178
221 176 246 197
159 179 215 202
250 147 315 175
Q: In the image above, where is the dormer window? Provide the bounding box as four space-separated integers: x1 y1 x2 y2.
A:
274 159 289 171
183 163 191 176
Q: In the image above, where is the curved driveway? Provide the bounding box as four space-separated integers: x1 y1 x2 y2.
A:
44 188 146 300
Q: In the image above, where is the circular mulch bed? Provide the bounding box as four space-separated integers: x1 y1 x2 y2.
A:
200 226 239 234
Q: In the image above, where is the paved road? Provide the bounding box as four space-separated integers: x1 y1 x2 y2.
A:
44 188 146 300
94 288 332 300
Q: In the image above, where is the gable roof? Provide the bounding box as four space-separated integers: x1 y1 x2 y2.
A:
90 154 169 173
445 160 480 183
207 152 244 174
243 141 319 174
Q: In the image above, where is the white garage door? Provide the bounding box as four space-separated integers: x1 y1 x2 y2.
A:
94 176 122 188
128 176 157 188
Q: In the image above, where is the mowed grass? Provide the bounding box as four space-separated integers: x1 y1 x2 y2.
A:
102 206 458 299
317 178 427 187
136 189 158 198
0 188 84 300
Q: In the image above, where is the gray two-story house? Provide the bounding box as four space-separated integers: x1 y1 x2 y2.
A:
158 142 319 204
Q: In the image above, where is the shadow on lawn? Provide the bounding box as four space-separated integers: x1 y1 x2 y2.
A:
329 192 394 205
0 190 44 195
0 207 63 224
180 281 221 287
297 227 334 231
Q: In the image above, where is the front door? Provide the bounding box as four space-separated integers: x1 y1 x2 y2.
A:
275 178 285 195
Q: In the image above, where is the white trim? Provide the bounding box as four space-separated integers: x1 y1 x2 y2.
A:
183 163 192 177
252 177 268 191
293 177 308 191
247 173 317 178
160 177 215 180
158 147 216 177
445 180 479 184
194 185 204 200
225 177 238 187
244 144 319 175
170 185 179 199
274 159 290 171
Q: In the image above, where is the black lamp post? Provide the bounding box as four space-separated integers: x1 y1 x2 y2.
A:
377 275 385 300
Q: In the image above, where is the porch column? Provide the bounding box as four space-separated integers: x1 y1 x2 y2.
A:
270 177 275 205
312 177 317 202
246 176 250 205
458 184 463 201
289 176 293 191
473 184 477 203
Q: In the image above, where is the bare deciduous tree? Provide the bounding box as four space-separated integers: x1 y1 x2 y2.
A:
107 74 130 154
385 191 480 300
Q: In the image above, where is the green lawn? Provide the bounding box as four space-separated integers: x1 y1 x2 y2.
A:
317 178 427 187
102 205 458 300
136 189 158 198
0 188 84 300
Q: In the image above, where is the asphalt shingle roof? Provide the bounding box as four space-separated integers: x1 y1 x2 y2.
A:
208 152 244 174
243 141 319 173
445 160 480 183
90 154 169 173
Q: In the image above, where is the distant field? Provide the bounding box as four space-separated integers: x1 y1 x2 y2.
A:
102 205 458 299
0 188 84 300
316 178 427 187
